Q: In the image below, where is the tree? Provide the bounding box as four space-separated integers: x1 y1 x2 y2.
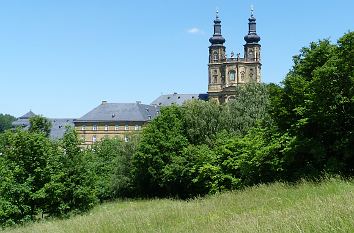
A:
182 100 222 145
87 136 138 201
29 115 52 137
269 32 354 177
222 83 271 136
0 129 56 225
133 105 189 197
0 114 16 132
44 128 97 216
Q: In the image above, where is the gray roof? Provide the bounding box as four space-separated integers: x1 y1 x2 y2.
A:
151 93 208 106
74 102 160 123
12 112 74 140
12 118 31 127
50 119 75 139
19 110 36 119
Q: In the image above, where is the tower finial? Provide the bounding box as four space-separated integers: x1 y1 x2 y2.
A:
209 9 225 45
244 5 260 44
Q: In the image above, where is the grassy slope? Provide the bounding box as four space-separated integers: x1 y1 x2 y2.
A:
2 179 354 233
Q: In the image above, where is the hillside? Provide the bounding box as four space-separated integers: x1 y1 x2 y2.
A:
2 178 353 233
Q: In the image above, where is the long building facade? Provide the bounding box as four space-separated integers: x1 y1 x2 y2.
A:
208 10 261 103
73 101 159 146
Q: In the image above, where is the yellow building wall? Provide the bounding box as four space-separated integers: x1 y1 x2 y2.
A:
75 122 144 146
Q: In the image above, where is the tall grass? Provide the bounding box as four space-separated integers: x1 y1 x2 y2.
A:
2 178 354 233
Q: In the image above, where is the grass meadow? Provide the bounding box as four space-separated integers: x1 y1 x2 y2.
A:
2 178 354 233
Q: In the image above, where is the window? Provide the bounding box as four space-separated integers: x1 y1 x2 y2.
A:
92 135 97 143
92 125 97 131
135 125 139 131
125 125 129 131
104 125 109 131
249 72 254 81
213 69 217 74
229 70 236 81
115 125 119 131
148 116 152 120
213 51 218 61
240 71 245 81
124 135 129 142
213 76 217 84
81 125 86 131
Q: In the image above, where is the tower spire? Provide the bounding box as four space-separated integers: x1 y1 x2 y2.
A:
244 6 260 44
209 10 225 46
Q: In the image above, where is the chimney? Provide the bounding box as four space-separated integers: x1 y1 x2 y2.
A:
136 101 141 104
102 100 107 104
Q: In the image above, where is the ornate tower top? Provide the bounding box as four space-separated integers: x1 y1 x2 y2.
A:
209 10 226 46
244 6 261 44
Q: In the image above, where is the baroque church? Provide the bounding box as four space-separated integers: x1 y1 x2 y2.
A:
13 9 262 145
208 10 261 103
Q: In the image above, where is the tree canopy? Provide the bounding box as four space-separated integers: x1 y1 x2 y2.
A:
0 114 16 132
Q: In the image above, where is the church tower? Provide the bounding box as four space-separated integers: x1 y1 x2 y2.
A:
208 11 226 102
243 7 261 82
208 8 262 103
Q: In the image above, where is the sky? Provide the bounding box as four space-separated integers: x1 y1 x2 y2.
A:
0 0 353 118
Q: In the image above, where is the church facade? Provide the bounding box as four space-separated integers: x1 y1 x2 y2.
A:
208 10 262 103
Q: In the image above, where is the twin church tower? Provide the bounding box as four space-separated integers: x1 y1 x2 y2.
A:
208 9 261 103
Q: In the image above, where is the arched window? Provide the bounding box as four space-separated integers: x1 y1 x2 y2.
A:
240 71 245 81
249 68 255 82
229 70 236 81
213 51 218 61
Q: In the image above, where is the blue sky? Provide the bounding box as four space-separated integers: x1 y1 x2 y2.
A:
0 0 353 118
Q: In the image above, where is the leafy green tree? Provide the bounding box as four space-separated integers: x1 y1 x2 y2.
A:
111 135 139 198
87 136 138 201
0 114 16 132
0 129 56 225
44 128 97 216
182 100 222 145
133 105 189 197
270 32 354 176
29 115 52 137
221 83 271 136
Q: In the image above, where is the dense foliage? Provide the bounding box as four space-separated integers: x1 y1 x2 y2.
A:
0 114 15 132
29 115 52 137
133 83 271 198
0 31 353 227
0 128 97 227
133 32 354 197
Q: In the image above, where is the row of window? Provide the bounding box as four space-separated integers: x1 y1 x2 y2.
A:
82 135 129 143
211 69 254 84
81 125 141 131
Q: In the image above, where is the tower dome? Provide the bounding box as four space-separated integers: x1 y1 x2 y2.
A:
209 11 226 45
244 8 261 44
